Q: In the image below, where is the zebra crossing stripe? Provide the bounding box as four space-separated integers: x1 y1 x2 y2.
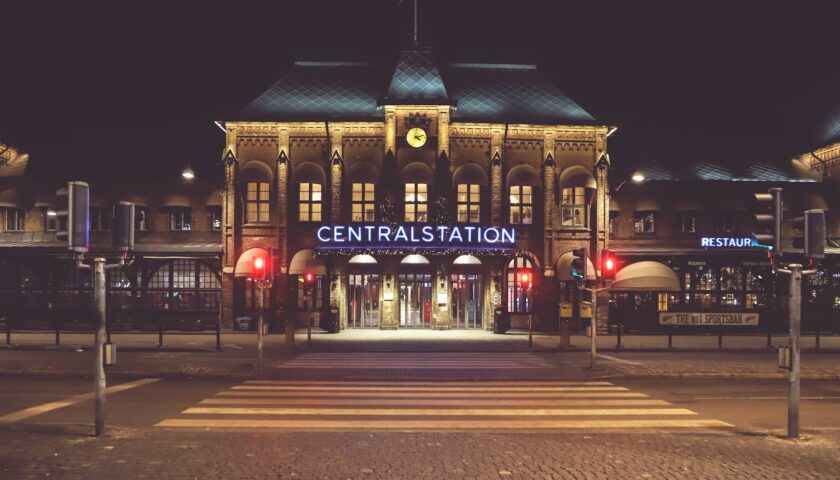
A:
230 386 629 392
243 380 614 386
155 418 733 429
181 407 697 416
216 391 649 398
199 398 672 407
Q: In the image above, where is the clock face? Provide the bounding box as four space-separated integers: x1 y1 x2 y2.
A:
406 127 427 148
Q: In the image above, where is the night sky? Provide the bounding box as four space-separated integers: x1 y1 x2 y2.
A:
1 1 838 182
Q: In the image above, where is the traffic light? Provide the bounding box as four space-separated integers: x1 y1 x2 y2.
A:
113 201 135 254
252 255 267 281
752 187 782 255
56 181 90 253
570 248 587 280
792 209 825 260
601 250 617 280
304 271 316 285
519 271 532 290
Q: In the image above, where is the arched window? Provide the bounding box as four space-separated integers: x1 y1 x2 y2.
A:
507 165 540 226
507 256 534 313
558 166 596 229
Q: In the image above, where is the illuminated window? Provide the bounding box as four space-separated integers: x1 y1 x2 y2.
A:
351 183 375 222
404 183 428 222
45 209 65 232
509 185 533 225
5 209 24 232
456 184 480 223
658 293 669 312
561 187 587 228
170 207 191 231
209 206 222 232
298 183 322 222
135 207 148 231
634 211 655 234
677 213 696 233
89 207 110 232
246 182 270 223
506 256 534 313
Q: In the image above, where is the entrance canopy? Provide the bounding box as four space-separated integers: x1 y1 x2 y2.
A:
401 254 430 265
610 261 680 291
555 251 596 281
234 247 269 278
289 248 327 275
453 254 481 265
348 254 377 264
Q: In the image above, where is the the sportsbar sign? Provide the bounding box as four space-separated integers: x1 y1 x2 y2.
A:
316 224 515 246
659 312 759 326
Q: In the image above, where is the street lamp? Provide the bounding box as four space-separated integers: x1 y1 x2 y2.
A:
181 167 195 180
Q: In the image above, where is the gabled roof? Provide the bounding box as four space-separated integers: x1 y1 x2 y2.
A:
233 50 597 125
384 49 449 104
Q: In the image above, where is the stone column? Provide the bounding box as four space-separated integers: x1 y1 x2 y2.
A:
490 152 503 227
380 262 397 329
330 151 343 225
437 107 450 157
434 269 451 329
543 152 556 278
221 145 238 329
384 106 396 156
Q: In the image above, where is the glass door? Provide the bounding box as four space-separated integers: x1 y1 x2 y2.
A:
452 274 483 329
398 273 432 327
348 274 380 327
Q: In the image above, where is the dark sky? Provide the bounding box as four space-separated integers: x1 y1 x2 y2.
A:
1 1 839 181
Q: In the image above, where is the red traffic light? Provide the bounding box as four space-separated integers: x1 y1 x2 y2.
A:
304 272 316 284
519 272 532 288
252 256 266 280
601 250 617 280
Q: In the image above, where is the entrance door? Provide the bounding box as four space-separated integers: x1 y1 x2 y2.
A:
398 273 432 327
452 274 483 328
348 274 380 327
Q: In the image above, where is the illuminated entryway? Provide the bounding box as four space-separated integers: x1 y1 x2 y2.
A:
399 254 432 328
347 255 380 328
451 255 483 329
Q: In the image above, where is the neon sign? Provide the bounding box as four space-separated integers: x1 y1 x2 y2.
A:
700 237 762 248
317 225 515 246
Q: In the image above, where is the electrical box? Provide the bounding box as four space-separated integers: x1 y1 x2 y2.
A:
104 342 117 366
778 346 791 370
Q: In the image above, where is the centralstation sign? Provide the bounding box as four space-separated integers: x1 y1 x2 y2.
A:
315 224 516 253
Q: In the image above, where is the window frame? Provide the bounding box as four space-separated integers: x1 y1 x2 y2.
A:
456 183 480 224
560 186 588 229
5 208 25 232
633 211 655 234
676 212 697 233
351 182 376 223
170 207 192 231
89 206 110 232
298 182 323 223
44 208 64 232
509 185 534 225
209 206 223 232
506 256 534 313
245 181 271 224
134 206 149 232
404 183 428 223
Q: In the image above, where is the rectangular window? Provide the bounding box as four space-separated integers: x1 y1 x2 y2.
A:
89 207 110 231
5 209 24 232
456 184 480 223
298 183 322 222
135 207 148 231
677 213 696 233
658 293 669 312
404 183 428 223
45 209 65 232
509 185 533 225
170 207 191 231
634 211 655 234
717 212 737 233
561 187 587 228
209 206 222 232
351 183 375 222
246 182 270 223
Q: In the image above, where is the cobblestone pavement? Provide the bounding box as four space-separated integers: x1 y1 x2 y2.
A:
1 425 838 479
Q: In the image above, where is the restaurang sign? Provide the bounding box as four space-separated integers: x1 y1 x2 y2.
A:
659 312 759 326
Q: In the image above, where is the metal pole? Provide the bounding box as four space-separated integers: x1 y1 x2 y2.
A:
257 282 264 374
788 265 802 439
5 319 10 345
216 318 221 352
590 289 597 369
528 313 533 347
93 258 107 437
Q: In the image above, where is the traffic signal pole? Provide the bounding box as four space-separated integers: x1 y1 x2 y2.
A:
257 281 264 374
93 257 106 437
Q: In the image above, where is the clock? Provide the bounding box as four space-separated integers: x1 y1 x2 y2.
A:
406 127 427 148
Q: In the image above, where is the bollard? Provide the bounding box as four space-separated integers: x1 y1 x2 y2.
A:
158 321 163 348
307 317 313 350
528 314 533 347
216 320 222 352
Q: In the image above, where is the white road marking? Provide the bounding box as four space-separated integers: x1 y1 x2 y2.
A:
0 378 160 424
231 385 628 392
199 398 672 407
695 396 840 401
156 418 732 429
182 407 697 416
244 380 614 386
597 354 644 366
216 391 648 398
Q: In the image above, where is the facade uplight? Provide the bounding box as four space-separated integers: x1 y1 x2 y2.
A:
632 173 645 182
181 167 196 180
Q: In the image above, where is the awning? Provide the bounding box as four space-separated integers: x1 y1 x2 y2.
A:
234 247 270 278
555 251 596 281
119 194 150 208
558 165 596 189
206 189 223 207
672 197 704 211
0 188 26 208
163 194 191 208
288 248 327 275
610 261 680 291
635 198 661 212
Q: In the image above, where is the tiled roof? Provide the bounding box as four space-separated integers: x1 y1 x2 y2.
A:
629 158 811 182
0 231 221 254
384 50 449 104
234 52 596 125
443 64 595 124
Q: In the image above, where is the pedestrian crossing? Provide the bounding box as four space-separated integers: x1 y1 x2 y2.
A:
277 352 555 369
155 380 733 431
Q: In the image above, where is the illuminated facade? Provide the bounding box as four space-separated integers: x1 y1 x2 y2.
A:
221 48 613 331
